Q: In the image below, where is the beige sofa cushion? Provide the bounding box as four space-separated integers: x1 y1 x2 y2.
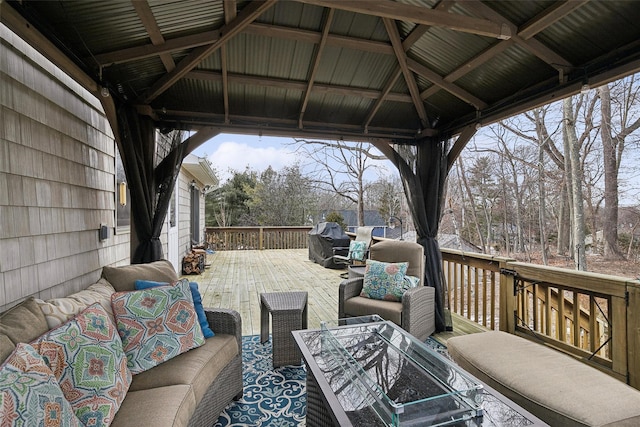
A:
101 259 178 292
111 385 196 427
34 278 115 328
447 331 640 427
344 296 402 325
0 297 49 362
129 334 238 402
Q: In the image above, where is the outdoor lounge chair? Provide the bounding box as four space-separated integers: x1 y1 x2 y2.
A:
332 226 374 267
338 240 436 341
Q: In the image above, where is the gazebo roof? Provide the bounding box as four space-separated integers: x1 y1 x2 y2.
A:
4 0 640 151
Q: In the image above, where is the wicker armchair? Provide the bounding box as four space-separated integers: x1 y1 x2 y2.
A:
338 240 436 341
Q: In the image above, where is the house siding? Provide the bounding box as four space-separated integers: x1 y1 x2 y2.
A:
0 25 128 311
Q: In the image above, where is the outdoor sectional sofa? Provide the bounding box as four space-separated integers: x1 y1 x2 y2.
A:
0 260 242 427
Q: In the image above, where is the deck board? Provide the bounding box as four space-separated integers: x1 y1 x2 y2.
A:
195 249 343 337
192 248 487 342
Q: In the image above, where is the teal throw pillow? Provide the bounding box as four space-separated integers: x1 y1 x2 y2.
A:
360 259 409 301
34 303 131 426
348 240 368 261
135 279 214 338
0 343 82 427
111 279 205 375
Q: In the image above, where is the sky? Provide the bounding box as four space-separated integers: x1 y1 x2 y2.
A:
191 134 305 182
190 133 395 184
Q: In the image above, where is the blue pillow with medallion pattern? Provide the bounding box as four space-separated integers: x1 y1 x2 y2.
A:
111 279 205 374
360 259 409 301
135 279 214 338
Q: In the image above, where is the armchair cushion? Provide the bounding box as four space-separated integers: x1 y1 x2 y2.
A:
343 297 402 325
360 259 409 301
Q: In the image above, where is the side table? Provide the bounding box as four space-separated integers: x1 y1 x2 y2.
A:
260 291 308 367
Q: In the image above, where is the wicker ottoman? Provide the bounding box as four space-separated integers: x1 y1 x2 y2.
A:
260 291 308 367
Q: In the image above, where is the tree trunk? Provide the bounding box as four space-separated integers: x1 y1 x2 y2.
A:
563 97 587 271
557 184 571 256
600 85 625 260
538 139 549 265
457 158 486 253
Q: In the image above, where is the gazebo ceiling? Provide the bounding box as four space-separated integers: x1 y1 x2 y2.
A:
4 0 640 146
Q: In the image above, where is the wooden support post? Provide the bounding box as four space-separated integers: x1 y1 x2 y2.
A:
626 281 640 388
499 261 516 334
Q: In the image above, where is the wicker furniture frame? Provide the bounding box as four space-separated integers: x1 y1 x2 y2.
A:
260 291 308 367
338 240 435 341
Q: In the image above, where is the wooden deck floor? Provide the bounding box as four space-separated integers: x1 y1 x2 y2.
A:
190 248 487 341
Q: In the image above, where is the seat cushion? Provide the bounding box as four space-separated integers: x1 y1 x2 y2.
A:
447 331 640 427
111 385 196 427
101 260 178 292
0 297 49 362
128 334 239 403
343 296 402 325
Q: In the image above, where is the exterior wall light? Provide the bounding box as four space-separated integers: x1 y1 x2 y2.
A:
119 182 127 206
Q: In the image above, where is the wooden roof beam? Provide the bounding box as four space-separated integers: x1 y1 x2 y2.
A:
420 40 514 99
383 18 429 129
131 0 175 72
185 70 413 102
295 0 511 39
463 1 575 72
222 0 237 125
447 124 477 171
299 8 334 129
409 59 488 110
141 0 276 104
93 23 393 66
363 0 456 131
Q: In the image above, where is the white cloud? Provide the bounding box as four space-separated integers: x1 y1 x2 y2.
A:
207 141 299 182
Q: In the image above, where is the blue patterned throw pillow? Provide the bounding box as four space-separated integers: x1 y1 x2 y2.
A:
135 279 214 338
34 303 131 427
360 259 409 301
348 240 368 261
111 279 205 374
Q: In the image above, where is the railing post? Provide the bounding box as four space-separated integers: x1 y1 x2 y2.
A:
499 261 517 334
627 280 640 388
259 227 264 250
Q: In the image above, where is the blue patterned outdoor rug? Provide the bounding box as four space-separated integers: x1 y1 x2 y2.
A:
214 335 307 426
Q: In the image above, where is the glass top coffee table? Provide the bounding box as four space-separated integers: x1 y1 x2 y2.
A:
292 316 548 427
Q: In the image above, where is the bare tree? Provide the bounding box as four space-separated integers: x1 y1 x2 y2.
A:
293 139 387 225
599 77 640 259
563 95 595 271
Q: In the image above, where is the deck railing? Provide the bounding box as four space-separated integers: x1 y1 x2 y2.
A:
204 227 640 389
205 226 312 251
442 248 640 389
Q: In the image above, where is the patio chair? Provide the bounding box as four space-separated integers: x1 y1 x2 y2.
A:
338 240 436 341
332 226 374 267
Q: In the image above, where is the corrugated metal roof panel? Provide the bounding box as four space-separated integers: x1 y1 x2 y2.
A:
317 46 396 89
257 2 323 31
372 101 421 130
329 9 388 41
537 1 640 67
409 26 494 77
455 44 552 105
149 0 224 37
